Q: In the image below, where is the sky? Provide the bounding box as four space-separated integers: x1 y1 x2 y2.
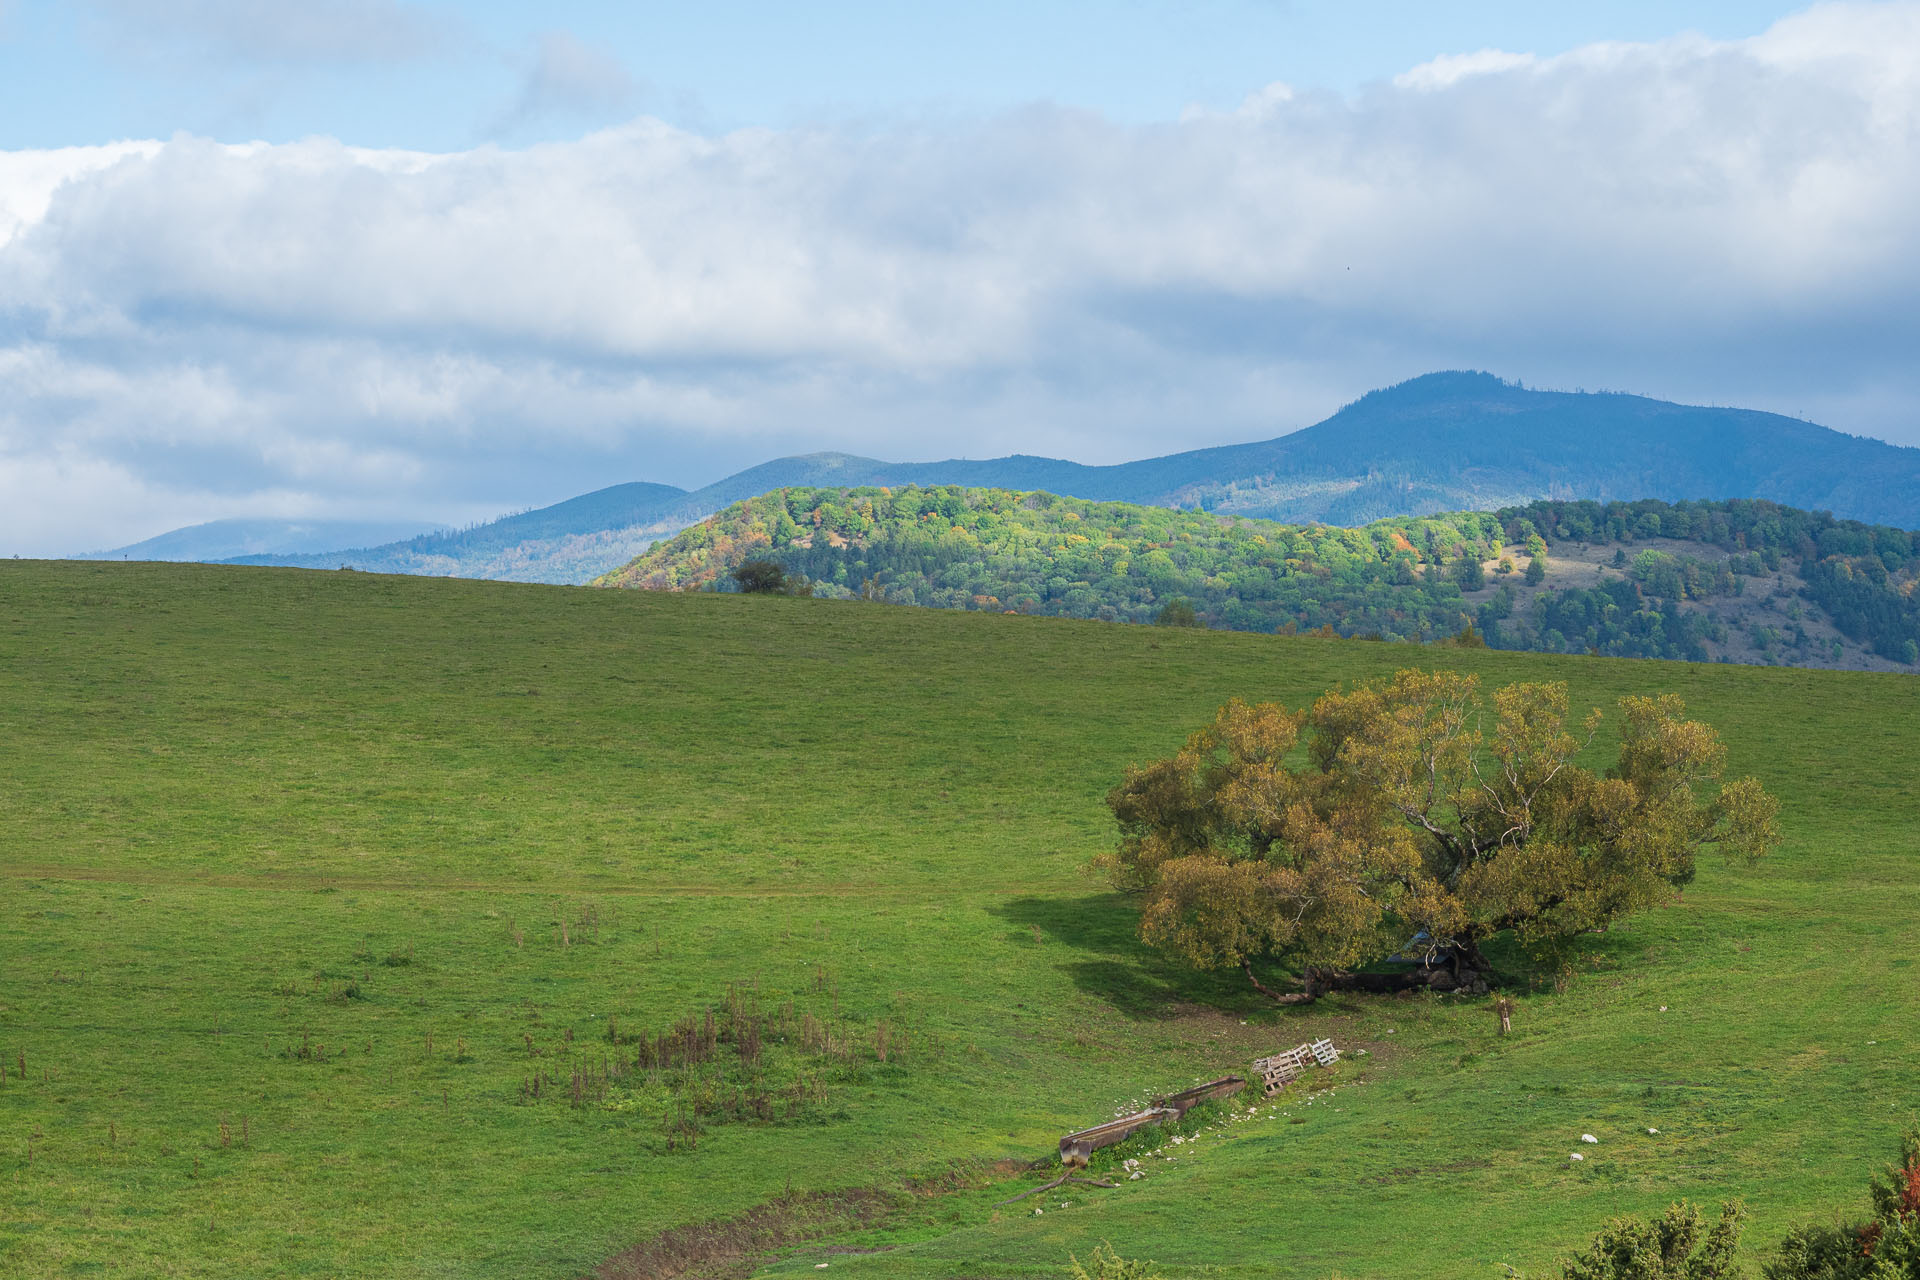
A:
3 0 1917 554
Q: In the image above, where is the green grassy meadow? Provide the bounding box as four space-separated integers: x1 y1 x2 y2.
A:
1 560 1916 1278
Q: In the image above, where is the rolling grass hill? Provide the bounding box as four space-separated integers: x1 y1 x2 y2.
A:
2 560 1916 1278
191 372 1920 585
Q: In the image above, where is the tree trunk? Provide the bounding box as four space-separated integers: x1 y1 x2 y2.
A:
1245 946 1496 1001
1241 960 1318 1004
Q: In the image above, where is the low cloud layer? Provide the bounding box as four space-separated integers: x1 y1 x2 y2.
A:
5 3 1920 554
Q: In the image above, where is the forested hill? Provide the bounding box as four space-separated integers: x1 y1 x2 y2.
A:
599 485 1920 672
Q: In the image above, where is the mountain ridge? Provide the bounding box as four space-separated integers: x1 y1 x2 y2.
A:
127 372 1920 583
79 517 449 563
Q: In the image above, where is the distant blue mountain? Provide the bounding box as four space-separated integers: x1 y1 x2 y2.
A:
1125 371 1920 527
222 482 691 583
170 372 1920 584
662 372 1920 530
80 518 446 562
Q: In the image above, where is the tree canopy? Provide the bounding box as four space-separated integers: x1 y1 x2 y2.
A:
1102 669 1779 1001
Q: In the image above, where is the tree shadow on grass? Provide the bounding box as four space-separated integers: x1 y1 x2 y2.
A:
991 893 1271 1020
997 893 1662 1020
1478 918 1664 994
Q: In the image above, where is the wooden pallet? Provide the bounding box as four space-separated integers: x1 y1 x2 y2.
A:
1253 1040 1338 1095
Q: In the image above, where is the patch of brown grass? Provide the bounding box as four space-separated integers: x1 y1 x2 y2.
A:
594 1188 896 1280
596 1159 1020 1280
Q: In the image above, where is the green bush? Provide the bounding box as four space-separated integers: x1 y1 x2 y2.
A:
1767 1132 1920 1279
1549 1134 1920 1280
1067 1242 1161 1280
1560 1201 1745 1279
1154 598 1198 627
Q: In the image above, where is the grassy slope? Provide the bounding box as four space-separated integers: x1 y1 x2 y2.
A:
0 561 1915 1279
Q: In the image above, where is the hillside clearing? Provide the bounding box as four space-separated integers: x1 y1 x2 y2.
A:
1 560 1916 1278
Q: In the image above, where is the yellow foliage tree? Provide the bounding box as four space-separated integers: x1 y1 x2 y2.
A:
1103 669 1779 1001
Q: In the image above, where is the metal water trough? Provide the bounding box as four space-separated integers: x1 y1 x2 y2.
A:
1058 1109 1177 1167
1153 1075 1246 1116
1058 1075 1246 1167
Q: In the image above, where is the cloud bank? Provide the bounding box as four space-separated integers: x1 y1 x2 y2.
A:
5 2 1920 555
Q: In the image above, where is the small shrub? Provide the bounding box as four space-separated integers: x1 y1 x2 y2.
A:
1560 1200 1744 1279
1068 1242 1161 1280
1154 599 1198 628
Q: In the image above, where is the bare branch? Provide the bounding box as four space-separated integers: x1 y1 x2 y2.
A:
994 1175 1120 1207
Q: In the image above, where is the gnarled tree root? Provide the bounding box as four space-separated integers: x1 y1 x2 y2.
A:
1242 960 1317 1004
1243 960 1493 1003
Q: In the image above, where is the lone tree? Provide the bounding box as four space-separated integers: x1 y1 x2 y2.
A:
1155 598 1199 628
1103 669 1778 1002
732 558 788 593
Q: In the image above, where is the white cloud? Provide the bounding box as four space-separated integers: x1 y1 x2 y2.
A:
1394 49 1536 92
5 2 1920 554
0 142 163 247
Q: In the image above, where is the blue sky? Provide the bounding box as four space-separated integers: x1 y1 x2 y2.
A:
3 2 1805 148
3 2 1918 554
